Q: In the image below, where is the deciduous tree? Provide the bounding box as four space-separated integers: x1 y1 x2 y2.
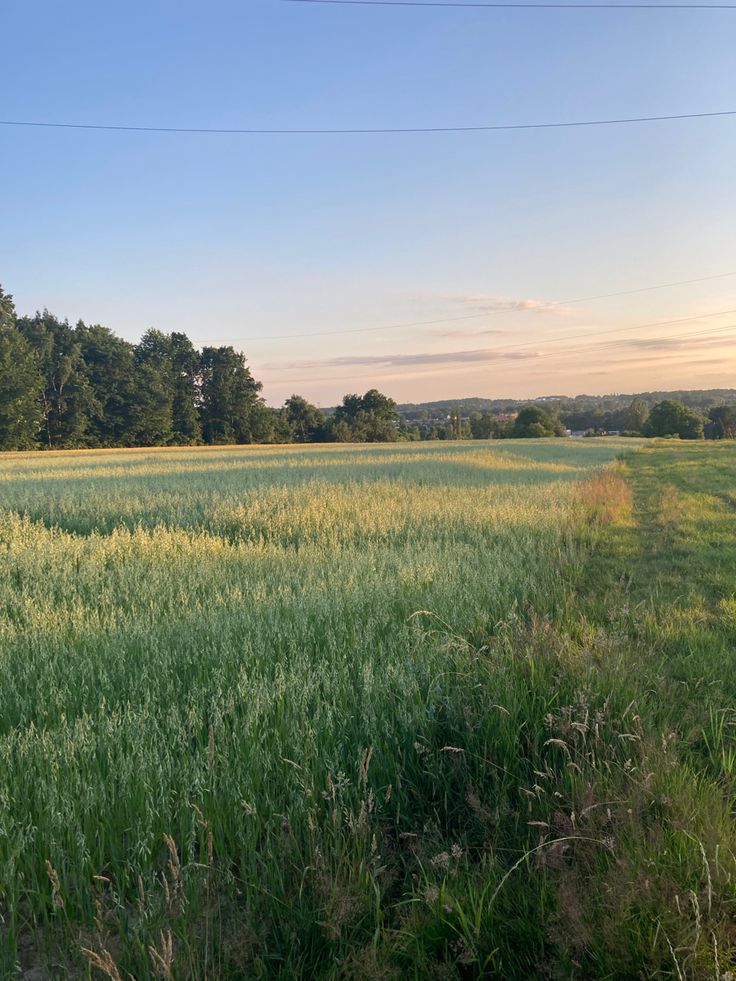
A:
332 389 399 442
0 287 44 450
76 322 137 446
511 405 566 438
199 346 264 444
17 311 97 448
626 397 649 434
708 404 736 439
283 395 324 442
647 400 704 439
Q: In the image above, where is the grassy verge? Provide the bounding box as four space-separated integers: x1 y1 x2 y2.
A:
547 441 736 979
380 441 736 979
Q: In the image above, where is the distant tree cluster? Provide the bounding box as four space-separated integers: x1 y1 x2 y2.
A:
330 390 401 442
398 390 736 427
708 404 736 440
643 399 702 439
510 406 568 438
566 397 736 441
404 405 572 441
408 395 735 442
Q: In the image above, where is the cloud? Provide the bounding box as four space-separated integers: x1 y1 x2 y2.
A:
440 294 577 318
429 327 507 339
283 347 542 371
620 334 736 352
583 356 727 376
572 346 735 370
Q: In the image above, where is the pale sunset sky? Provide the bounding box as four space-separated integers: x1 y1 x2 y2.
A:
2 0 735 405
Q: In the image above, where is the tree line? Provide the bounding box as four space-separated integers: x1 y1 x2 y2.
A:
406 397 736 440
1 284 734 450
559 397 736 441
399 389 736 423
402 398 735 441
0 286 408 450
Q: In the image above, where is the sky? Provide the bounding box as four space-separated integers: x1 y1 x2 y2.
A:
2 0 735 406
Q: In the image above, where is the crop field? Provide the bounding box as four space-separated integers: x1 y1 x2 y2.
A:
2 438 736 979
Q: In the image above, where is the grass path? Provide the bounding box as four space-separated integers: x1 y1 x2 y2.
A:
542 441 736 979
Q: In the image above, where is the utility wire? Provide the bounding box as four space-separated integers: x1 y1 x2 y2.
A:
210 271 736 342
505 317 736 360
288 313 736 366
286 0 736 8
466 307 736 356
0 109 734 136
267 320 736 384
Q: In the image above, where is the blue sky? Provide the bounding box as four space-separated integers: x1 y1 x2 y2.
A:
2 0 735 405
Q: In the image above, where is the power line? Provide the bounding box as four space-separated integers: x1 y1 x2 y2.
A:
0 109 734 136
511 318 736 361
286 0 736 8
475 307 736 355
209 271 736 342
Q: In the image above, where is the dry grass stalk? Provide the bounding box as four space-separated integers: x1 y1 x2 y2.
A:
44 860 64 911
163 834 185 915
81 946 123 981
148 928 175 979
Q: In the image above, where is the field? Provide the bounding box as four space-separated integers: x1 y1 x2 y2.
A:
2 438 736 978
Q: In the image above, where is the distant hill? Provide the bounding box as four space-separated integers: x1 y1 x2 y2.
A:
395 390 736 422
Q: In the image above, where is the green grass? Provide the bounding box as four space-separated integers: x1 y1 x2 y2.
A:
1 437 735 979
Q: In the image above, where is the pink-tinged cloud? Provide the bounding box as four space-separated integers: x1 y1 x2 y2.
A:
618 334 736 352
439 294 577 317
281 348 542 371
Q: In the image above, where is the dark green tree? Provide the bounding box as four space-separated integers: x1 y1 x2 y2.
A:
270 407 297 443
76 322 137 446
647 400 704 439
169 332 202 444
16 311 98 448
249 402 281 443
625 397 649 434
334 394 363 426
708 405 736 439
133 329 175 445
329 419 354 442
0 284 16 331
283 395 324 442
126 364 172 445
0 287 44 450
511 405 566 438
469 411 496 439
132 329 201 443
332 389 399 442
199 346 264 444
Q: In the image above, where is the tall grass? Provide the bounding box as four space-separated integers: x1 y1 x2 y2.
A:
8 437 727 978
